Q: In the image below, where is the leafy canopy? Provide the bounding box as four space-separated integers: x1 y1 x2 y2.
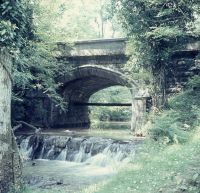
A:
112 0 200 101
114 0 200 69
0 0 33 51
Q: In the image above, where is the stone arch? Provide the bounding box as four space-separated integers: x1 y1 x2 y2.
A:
53 65 145 131
61 65 136 85
60 65 137 102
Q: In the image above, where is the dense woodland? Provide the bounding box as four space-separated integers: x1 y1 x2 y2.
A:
1 0 200 193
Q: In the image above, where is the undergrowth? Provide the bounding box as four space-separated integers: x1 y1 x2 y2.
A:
86 88 200 193
94 129 200 193
149 89 200 144
20 87 200 193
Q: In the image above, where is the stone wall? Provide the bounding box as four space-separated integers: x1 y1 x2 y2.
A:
166 49 200 93
57 38 128 71
58 38 126 57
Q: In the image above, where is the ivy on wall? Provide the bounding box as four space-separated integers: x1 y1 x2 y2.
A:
112 0 200 105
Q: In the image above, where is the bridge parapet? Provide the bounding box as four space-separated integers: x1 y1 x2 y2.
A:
57 38 127 57
57 38 128 71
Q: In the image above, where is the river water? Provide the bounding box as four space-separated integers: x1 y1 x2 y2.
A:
17 129 142 193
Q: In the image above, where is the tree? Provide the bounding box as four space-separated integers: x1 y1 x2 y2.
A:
0 52 22 193
0 51 13 192
113 0 200 105
0 0 32 191
35 0 123 40
11 1 71 124
92 0 123 38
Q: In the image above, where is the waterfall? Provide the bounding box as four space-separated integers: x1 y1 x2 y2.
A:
74 141 94 162
19 136 33 160
46 145 55 159
39 145 45 159
18 135 136 166
57 147 67 161
86 143 135 167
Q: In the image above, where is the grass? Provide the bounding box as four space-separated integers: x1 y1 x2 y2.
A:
81 129 200 193
21 89 200 193
16 128 200 193
19 130 200 193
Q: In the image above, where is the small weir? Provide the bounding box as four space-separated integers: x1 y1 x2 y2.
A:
17 134 139 192
18 135 137 165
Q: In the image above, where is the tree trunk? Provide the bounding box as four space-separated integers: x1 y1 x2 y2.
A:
0 52 22 193
99 0 104 38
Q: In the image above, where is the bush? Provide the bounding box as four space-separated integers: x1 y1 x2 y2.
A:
149 89 200 144
186 75 200 91
149 111 189 144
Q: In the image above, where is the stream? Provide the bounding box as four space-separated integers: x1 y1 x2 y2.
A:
17 129 142 193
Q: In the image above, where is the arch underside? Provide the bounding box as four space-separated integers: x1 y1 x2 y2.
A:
53 66 135 128
64 76 122 102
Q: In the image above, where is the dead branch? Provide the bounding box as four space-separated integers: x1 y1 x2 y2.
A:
15 121 38 131
12 124 22 132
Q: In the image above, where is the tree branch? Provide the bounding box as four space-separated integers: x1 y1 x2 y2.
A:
15 121 38 131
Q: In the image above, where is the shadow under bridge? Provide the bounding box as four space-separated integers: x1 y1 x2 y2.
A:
51 65 141 129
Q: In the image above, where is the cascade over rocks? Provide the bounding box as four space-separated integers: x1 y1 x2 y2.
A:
17 135 139 164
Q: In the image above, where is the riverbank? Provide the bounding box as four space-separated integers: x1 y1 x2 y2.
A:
82 89 200 193
21 132 200 193
91 129 200 193
18 134 140 193
19 90 200 193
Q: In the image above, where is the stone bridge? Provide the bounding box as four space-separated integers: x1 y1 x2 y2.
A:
50 38 147 130
50 38 200 130
22 38 200 130
19 38 200 130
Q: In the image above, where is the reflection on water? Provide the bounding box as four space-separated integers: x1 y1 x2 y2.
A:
91 121 131 130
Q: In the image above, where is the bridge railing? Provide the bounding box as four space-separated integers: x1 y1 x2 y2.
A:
57 38 127 57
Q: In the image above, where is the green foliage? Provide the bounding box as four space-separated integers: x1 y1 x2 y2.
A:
89 86 132 122
91 106 131 122
0 0 33 50
0 0 72 122
0 20 16 49
32 0 70 42
149 111 189 144
113 0 200 102
149 90 200 144
146 26 183 41
116 0 200 42
13 41 67 109
33 0 123 40
96 132 200 193
186 75 200 90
